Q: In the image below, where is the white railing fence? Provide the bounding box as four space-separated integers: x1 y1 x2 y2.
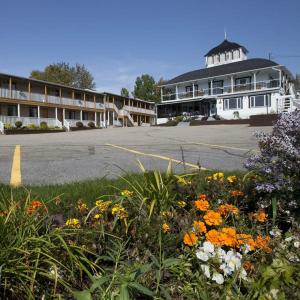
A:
64 119 96 128
0 115 62 128
0 121 4 134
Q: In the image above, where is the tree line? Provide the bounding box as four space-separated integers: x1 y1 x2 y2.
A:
30 62 166 103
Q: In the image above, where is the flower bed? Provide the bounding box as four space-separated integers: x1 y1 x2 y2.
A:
4 128 66 134
0 112 299 299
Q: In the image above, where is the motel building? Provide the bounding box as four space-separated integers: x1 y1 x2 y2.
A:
0 73 156 133
157 39 299 123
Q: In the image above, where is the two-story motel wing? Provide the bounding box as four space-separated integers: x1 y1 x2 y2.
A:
157 39 298 122
0 73 156 132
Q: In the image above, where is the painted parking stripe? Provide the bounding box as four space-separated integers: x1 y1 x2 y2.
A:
106 143 206 170
193 142 257 152
10 145 22 187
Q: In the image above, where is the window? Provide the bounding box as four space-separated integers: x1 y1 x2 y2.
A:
209 80 223 95
29 107 38 117
185 85 198 97
215 55 220 63
249 94 271 108
225 52 230 61
8 105 17 116
235 77 252 91
223 97 243 110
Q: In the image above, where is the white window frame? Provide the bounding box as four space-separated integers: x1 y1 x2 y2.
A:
249 94 271 108
223 97 243 110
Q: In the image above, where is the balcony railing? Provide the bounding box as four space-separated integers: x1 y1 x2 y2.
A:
0 115 62 127
123 105 156 115
162 79 280 101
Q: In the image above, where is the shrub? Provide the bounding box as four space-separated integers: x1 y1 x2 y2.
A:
15 121 22 128
76 121 83 128
40 121 48 129
245 111 300 223
26 123 37 129
160 120 179 126
4 123 13 129
88 121 95 128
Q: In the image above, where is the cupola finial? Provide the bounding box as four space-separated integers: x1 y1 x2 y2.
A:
224 28 227 40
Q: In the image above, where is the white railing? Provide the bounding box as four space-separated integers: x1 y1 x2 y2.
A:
0 88 10 98
64 119 95 128
162 79 280 101
123 105 156 115
85 101 95 109
30 92 46 102
47 95 61 104
0 115 62 127
96 103 105 109
61 98 84 107
0 121 4 134
64 119 70 131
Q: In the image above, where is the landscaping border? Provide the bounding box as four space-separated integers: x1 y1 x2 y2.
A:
4 129 66 135
190 119 250 126
249 114 278 126
70 127 100 131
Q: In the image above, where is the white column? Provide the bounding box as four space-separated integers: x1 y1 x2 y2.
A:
210 80 213 95
95 112 97 125
112 111 115 125
63 108 65 120
55 107 58 120
279 70 282 88
161 87 163 102
192 83 195 98
100 112 102 127
103 110 106 127
253 73 257 90
231 76 234 93
37 106 40 118
17 104 20 118
175 85 178 99
80 110 82 121
107 110 110 126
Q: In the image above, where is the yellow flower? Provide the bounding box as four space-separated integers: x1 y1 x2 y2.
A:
65 218 80 228
206 176 212 182
177 201 187 208
227 175 237 183
203 210 222 226
94 214 101 220
121 190 134 197
212 172 224 181
77 200 88 212
95 200 112 212
161 211 174 218
111 204 128 219
176 176 191 186
183 232 198 246
162 223 170 233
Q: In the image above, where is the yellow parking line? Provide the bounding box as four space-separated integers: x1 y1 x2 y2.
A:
106 143 205 170
10 145 22 187
193 142 257 152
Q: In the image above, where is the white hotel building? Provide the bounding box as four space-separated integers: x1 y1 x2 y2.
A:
157 39 299 122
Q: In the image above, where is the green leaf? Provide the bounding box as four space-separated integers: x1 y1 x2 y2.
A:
73 290 93 300
163 258 180 268
128 282 153 296
90 276 110 293
120 284 130 300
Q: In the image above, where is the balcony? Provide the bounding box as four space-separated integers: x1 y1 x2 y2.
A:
162 79 280 102
123 105 156 115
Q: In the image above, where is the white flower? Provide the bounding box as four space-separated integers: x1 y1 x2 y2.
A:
270 228 281 237
203 241 214 253
239 268 248 280
220 263 233 276
196 250 209 262
200 264 210 278
216 247 226 261
212 272 224 284
269 288 279 299
294 241 299 248
285 236 293 242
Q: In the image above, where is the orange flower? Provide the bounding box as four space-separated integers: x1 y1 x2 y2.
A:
27 200 43 214
255 235 272 253
229 190 244 197
162 223 170 233
183 232 198 246
237 233 255 250
243 261 254 272
217 204 239 216
195 200 210 211
250 209 267 223
203 210 222 226
193 221 207 234
198 194 207 201
221 227 238 247
205 229 224 246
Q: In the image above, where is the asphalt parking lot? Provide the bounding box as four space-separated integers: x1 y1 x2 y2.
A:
0 125 271 186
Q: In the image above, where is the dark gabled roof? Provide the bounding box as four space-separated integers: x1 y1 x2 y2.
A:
165 58 279 85
205 39 248 56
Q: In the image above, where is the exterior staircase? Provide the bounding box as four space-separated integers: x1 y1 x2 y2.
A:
105 102 136 127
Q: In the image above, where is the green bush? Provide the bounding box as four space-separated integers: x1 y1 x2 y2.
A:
40 121 48 129
15 121 22 128
76 121 83 128
26 123 38 129
160 120 179 127
88 121 95 128
4 123 13 129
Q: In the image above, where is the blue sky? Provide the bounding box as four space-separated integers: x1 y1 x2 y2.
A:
0 0 299 93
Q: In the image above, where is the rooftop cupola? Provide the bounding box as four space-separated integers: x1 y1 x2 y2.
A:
204 39 248 68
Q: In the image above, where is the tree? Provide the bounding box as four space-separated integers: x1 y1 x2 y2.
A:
133 74 167 103
120 88 130 97
30 62 96 89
